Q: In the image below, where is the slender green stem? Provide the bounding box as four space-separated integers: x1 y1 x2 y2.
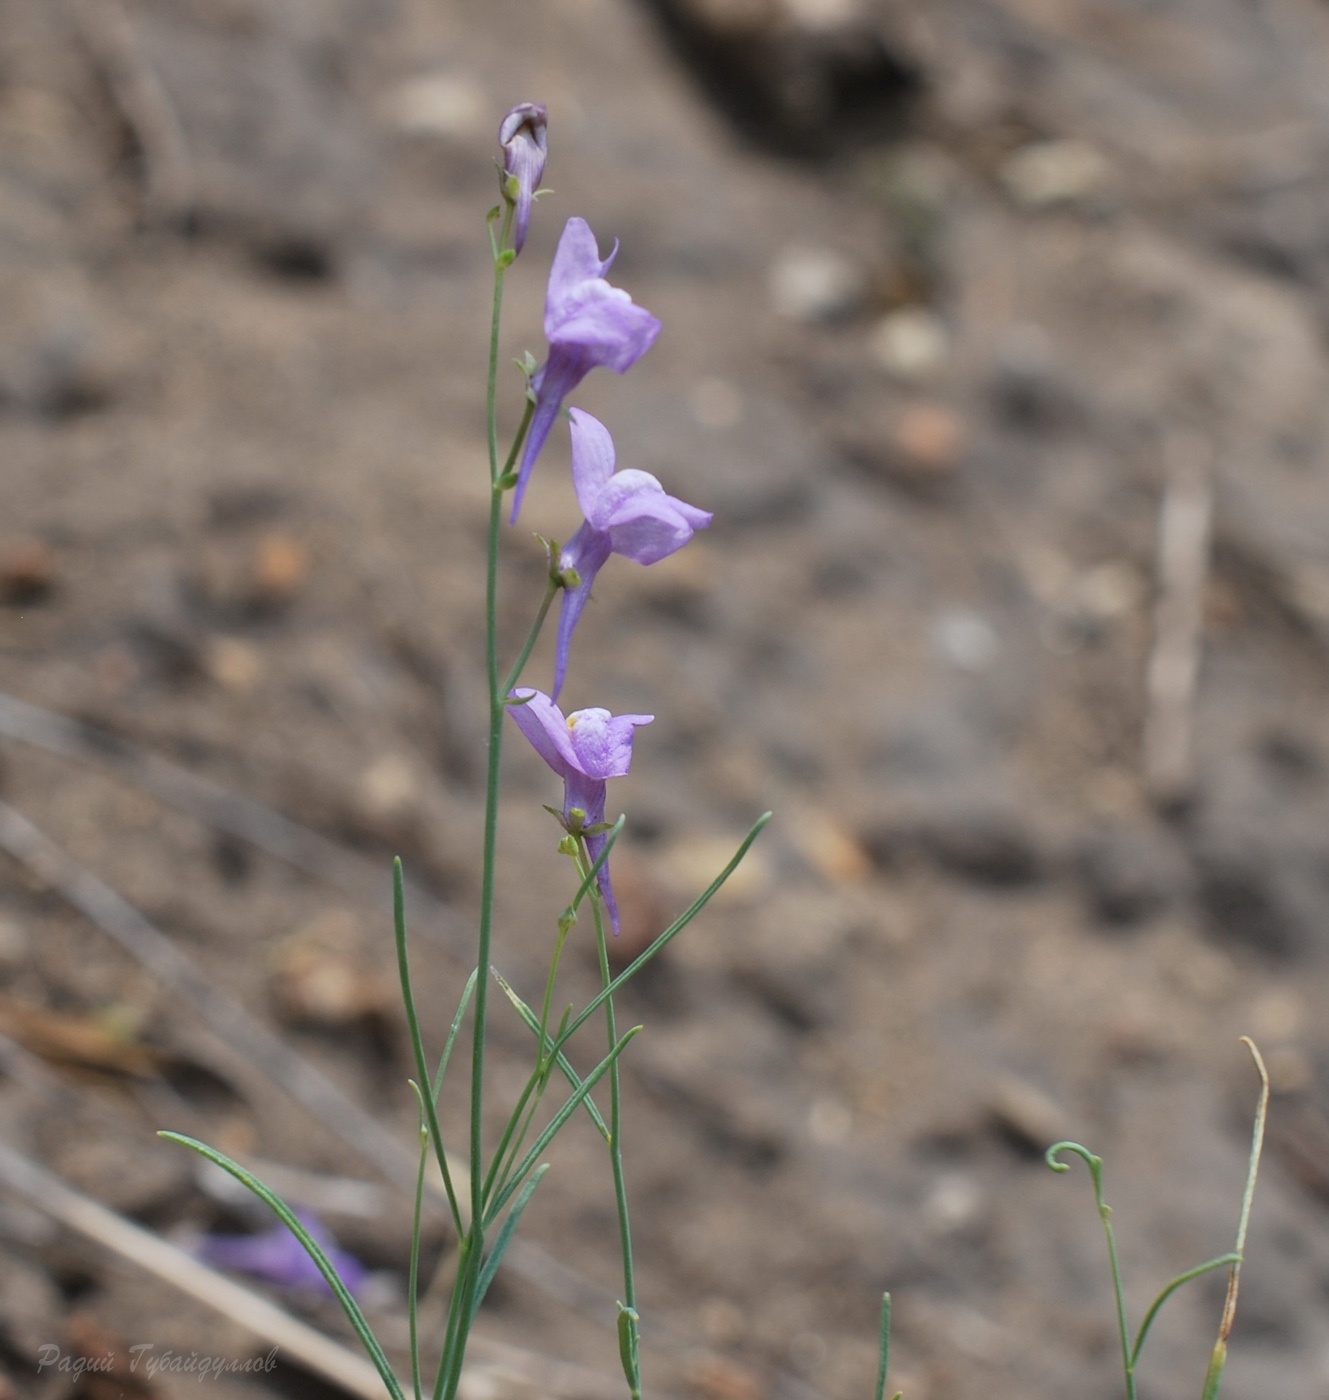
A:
500 398 536 484
1102 1194 1134 1400
502 578 559 697
548 813 771 1061
481 1052 550 1210
486 1025 640 1222
494 971 612 1142
394 860 462 1235
450 196 517 1400
467 199 515 1288
874 1294 902 1400
1047 1143 1135 1400
433 1236 473 1400
580 837 640 1400
486 205 515 485
1205 1039 1271 1400
479 824 623 1213
406 1090 430 1400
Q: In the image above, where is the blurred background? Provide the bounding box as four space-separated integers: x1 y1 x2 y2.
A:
3 0 1329 1396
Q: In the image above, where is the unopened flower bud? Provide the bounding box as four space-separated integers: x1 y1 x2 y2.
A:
498 102 547 255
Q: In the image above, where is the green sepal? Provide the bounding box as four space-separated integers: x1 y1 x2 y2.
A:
496 248 517 271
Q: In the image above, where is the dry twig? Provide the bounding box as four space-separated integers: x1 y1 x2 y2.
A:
1143 432 1214 808
0 797 423 1193
73 0 195 226
0 689 464 950
0 1137 388 1399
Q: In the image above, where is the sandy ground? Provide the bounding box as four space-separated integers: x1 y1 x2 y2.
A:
4 1 1329 1398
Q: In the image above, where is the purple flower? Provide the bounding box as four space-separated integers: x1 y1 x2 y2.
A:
198 1211 368 1298
553 409 712 699
498 103 547 255
511 218 662 521
507 688 652 932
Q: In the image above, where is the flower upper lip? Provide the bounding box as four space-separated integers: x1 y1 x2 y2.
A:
507 687 652 932
552 409 711 698
510 218 661 521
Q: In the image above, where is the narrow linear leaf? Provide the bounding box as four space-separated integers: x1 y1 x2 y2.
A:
874 1293 892 1400
494 971 610 1141
551 813 771 1058
406 1087 429 1400
158 1132 404 1400
471 1163 549 1320
435 967 479 1104
487 1026 640 1222
394 860 461 1235
1131 1255 1240 1368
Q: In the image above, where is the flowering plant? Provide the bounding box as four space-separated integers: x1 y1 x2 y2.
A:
159 104 764 1400
151 103 1271 1400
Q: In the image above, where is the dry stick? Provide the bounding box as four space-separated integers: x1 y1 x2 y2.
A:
73 0 195 225
0 797 423 1196
0 690 465 952
1143 432 1214 809
0 1138 388 1400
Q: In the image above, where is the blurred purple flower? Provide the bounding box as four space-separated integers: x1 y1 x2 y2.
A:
507 687 652 932
198 1211 367 1298
511 218 661 521
498 103 547 255
553 408 711 699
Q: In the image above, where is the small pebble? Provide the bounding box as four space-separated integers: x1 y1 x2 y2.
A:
251 531 308 606
659 833 771 902
931 610 998 671
999 138 1110 208
868 307 949 380
769 246 865 323
0 917 29 973
205 635 263 693
892 402 964 474
794 813 873 882
783 0 863 28
989 1073 1071 1152
269 909 391 1029
0 538 56 605
358 752 420 821
922 1170 984 1237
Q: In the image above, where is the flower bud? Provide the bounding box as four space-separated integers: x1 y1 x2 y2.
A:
498 103 547 255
